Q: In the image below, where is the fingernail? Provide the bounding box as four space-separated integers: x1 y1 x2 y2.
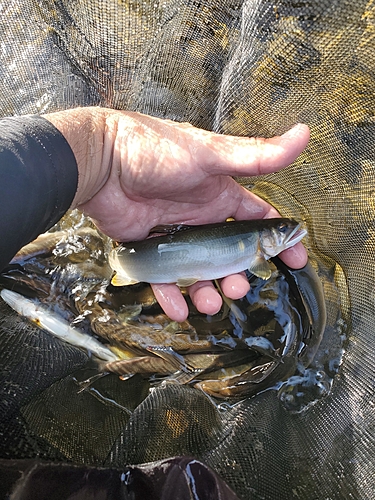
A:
282 123 310 139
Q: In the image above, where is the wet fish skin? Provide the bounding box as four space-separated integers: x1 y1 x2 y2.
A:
74 291 214 353
0 289 119 362
195 358 277 399
109 218 307 286
105 355 182 375
271 257 326 367
104 349 257 379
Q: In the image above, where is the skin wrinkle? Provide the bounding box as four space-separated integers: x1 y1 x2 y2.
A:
83 115 117 205
77 114 105 204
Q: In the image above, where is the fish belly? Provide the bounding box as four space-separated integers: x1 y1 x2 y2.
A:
113 236 259 284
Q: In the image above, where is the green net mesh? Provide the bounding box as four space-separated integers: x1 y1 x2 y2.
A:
1 1 375 498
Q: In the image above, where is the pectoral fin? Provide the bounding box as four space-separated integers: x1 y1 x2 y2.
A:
248 257 272 280
111 273 139 287
176 277 199 287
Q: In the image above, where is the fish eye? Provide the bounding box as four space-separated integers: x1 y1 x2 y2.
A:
277 222 288 233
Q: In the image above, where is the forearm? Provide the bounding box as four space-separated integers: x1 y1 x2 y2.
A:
0 115 78 271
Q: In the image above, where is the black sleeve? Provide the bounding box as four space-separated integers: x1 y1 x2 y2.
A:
0 115 78 272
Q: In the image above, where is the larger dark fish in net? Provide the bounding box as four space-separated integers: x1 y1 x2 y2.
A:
109 218 307 287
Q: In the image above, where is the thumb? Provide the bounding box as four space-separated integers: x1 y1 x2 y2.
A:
200 123 310 177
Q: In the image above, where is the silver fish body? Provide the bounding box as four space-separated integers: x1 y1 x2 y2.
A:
0 289 119 362
109 218 307 286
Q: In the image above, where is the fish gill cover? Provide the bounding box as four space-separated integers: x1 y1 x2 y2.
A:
0 1 374 499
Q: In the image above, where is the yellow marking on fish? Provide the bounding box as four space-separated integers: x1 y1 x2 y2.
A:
109 346 137 360
111 273 139 287
176 277 199 287
237 240 246 253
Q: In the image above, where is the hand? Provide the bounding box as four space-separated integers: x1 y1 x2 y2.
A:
45 107 310 321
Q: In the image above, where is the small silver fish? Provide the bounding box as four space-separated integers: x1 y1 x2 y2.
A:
109 218 307 287
0 289 119 362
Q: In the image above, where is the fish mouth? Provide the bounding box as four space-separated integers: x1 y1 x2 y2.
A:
284 223 307 249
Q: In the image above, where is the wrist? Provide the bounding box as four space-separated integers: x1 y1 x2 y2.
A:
43 107 110 208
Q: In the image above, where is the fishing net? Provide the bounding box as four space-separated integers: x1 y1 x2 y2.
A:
1 0 375 498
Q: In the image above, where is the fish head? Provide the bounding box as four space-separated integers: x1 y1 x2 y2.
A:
260 219 307 258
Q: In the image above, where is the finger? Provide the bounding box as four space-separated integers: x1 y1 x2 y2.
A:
151 283 189 322
200 123 310 177
188 281 223 316
219 272 250 300
278 242 308 269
